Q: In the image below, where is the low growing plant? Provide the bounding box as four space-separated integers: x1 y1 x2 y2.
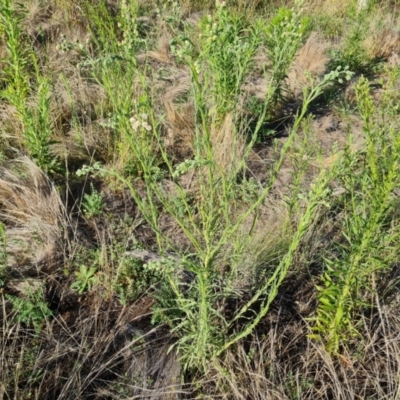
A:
82 183 105 218
71 264 98 294
6 286 52 333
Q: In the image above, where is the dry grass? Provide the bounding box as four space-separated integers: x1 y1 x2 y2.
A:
0 103 23 148
211 113 246 174
142 34 174 65
163 100 196 161
364 16 400 60
287 32 330 99
0 292 184 399
304 0 354 15
201 297 400 400
0 157 68 277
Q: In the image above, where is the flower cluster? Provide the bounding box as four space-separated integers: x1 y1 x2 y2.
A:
200 1 240 53
144 257 176 275
170 37 194 62
129 114 151 132
265 8 309 49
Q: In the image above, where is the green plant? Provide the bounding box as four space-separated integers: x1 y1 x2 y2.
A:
82 183 105 218
156 0 182 33
0 0 58 173
117 0 143 59
0 0 29 99
82 62 352 373
329 14 372 74
82 0 120 55
196 1 262 119
284 371 313 400
20 76 57 173
264 5 310 105
310 74 400 354
70 264 98 294
314 12 344 39
111 255 164 305
6 286 52 333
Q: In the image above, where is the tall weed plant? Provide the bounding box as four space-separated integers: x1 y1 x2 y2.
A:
0 0 56 172
77 0 355 374
198 2 262 119
82 62 352 375
264 5 310 106
0 0 29 99
311 73 400 354
20 76 56 173
79 0 150 170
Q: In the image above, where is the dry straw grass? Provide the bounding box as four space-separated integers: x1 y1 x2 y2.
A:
23 0 59 44
162 70 194 160
201 299 400 399
364 17 400 59
211 113 246 174
141 34 174 65
0 293 184 399
0 157 68 275
304 0 354 15
163 101 196 160
287 32 330 99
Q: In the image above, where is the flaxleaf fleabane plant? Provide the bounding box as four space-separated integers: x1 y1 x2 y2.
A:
0 1 58 172
310 75 400 354
264 4 310 105
0 0 29 99
196 1 262 119
117 0 144 60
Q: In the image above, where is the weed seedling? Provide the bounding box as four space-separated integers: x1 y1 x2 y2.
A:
82 183 105 218
71 264 98 294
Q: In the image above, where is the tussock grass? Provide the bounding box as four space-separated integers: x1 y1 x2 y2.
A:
1 0 400 398
0 157 68 278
